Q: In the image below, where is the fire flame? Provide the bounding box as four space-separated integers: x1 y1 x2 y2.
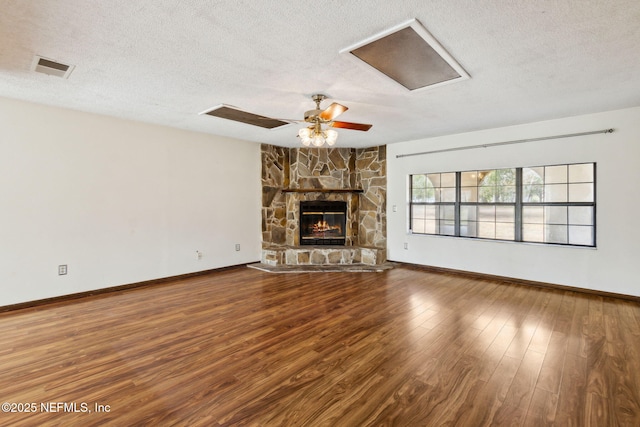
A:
313 220 341 233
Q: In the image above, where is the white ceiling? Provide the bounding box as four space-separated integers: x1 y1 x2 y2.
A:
1 0 640 148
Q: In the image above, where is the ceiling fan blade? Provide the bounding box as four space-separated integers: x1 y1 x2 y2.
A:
319 102 348 121
330 121 372 131
254 116 302 123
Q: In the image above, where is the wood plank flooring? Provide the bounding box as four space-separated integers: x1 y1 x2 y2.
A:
1 264 639 426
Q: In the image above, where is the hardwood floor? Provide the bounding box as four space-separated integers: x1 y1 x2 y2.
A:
1 264 639 426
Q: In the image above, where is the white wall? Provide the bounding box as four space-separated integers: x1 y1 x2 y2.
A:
0 97 262 306
387 107 640 297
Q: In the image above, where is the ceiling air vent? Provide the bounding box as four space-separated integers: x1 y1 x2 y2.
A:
32 55 75 79
200 105 290 129
340 19 469 91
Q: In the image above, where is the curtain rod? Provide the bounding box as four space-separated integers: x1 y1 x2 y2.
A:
395 128 614 159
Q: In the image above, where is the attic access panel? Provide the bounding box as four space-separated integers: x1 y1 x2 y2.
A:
200 105 290 129
341 19 469 91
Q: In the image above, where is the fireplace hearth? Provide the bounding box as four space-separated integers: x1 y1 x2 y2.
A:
299 201 347 245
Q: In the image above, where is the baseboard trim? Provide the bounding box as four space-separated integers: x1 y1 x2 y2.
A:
395 261 640 303
0 263 255 314
3 261 637 313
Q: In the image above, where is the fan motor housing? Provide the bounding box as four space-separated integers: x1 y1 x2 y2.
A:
304 109 324 121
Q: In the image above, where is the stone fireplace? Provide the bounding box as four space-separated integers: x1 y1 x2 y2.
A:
261 144 386 266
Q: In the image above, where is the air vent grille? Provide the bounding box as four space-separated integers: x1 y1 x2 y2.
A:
200 105 289 129
32 56 75 79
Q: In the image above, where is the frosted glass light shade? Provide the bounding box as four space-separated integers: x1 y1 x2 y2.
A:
298 126 338 147
298 128 312 146
312 134 325 146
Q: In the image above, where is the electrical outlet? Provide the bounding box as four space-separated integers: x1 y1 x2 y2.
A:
58 265 67 275
196 250 202 260
404 243 408 250
392 204 397 212
235 244 241 251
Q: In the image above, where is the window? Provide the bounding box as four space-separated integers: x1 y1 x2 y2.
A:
521 163 595 245
410 163 595 247
410 172 456 235
460 168 516 240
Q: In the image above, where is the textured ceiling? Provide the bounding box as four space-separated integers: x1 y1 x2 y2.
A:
1 0 640 148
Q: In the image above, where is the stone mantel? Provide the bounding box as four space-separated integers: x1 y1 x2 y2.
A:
280 188 364 193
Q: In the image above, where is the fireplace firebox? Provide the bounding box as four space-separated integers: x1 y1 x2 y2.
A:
299 201 347 245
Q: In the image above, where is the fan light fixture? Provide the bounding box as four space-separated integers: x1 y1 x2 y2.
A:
298 125 338 147
296 94 372 147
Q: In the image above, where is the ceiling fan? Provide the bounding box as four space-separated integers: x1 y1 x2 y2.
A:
297 94 372 146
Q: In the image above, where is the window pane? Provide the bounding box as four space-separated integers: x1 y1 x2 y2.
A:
523 167 544 202
427 174 441 187
461 171 477 186
440 220 455 236
412 174 426 188
412 219 425 233
461 187 477 202
478 188 495 203
424 219 437 234
441 205 455 220
478 206 495 221
496 206 515 222
544 184 568 202
478 170 493 186
441 188 456 202
569 183 593 202
569 163 593 183
496 222 515 240
568 206 593 225
412 204 426 219
545 165 567 183
412 188 426 202
523 167 544 183
460 221 477 237
425 206 438 220
546 225 568 244
569 226 594 246
497 169 516 185
441 173 456 187
478 222 495 239
412 173 438 202
496 186 516 202
545 206 568 224
460 206 477 221
523 224 544 242
412 206 438 234
424 189 436 202
523 184 543 202
523 206 544 224
496 206 516 222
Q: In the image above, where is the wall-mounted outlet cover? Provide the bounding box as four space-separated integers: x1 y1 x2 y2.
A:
58 265 68 275
235 244 241 251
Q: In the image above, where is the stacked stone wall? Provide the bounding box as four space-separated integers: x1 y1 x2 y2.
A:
261 144 386 263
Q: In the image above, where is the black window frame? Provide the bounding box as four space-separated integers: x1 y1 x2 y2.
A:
409 162 596 247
